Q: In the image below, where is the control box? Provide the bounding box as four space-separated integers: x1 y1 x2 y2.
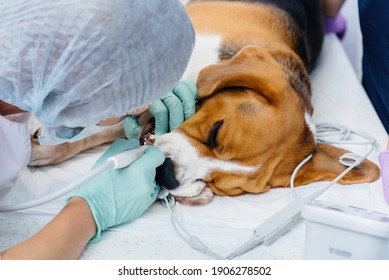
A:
302 201 389 259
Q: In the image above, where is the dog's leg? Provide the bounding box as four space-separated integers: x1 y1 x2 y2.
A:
29 124 125 166
0 100 26 115
175 186 214 206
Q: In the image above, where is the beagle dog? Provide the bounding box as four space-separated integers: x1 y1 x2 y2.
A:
153 0 380 205
22 0 379 206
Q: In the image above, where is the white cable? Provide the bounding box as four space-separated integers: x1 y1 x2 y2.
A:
0 162 113 212
290 123 376 201
316 123 376 146
290 158 362 203
0 146 147 212
290 154 313 200
162 195 226 260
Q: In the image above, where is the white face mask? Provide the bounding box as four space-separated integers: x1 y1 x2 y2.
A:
0 114 31 189
38 118 125 145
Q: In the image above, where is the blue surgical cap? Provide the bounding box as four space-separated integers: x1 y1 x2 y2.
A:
0 0 194 127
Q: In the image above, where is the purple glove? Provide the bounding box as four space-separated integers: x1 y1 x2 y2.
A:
379 151 389 204
325 14 347 40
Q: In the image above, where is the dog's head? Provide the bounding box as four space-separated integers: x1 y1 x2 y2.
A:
154 46 380 205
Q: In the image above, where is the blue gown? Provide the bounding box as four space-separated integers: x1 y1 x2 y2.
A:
359 0 389 133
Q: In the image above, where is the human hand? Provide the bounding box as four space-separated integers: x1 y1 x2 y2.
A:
65 138 164 242
123 80 197 139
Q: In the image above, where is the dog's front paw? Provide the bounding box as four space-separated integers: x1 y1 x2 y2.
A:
168 180 207 197
28 136 79 166
175 186 214 206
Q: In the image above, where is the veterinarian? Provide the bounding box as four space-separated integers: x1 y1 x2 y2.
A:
358 0 389 204
323 0 389 134
0 0 196 259
322 0 389 202
322 1 389 129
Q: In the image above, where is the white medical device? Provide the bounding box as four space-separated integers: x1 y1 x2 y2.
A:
302 201 389 259
160 123 380 259
0 146 147 212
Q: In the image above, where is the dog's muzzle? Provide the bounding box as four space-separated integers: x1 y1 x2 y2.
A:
156 157 180 190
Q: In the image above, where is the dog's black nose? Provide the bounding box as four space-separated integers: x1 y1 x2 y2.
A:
156 157 180 190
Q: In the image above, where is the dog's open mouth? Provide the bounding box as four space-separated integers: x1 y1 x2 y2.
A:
139 117 214 206
139 117 155 146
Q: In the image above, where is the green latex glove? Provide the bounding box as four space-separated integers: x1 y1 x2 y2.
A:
123 80 197 139
65 139 164 243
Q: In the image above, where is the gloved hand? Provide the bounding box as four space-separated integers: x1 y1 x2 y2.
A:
123 80 197 139
379 150 389 204
65 138 164 243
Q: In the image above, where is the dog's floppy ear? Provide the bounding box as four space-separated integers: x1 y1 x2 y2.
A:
196 45 289 102
267 48 313 114
293 143 380 186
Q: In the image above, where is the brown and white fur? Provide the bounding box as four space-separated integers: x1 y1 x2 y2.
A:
12 0 379 206
152 0 380 205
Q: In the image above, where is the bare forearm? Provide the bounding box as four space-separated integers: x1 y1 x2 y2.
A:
1 197 96 260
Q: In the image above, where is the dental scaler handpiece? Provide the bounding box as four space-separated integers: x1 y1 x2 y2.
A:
0 146 148 212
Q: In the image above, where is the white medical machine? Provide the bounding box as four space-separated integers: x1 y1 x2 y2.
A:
302 201 389 259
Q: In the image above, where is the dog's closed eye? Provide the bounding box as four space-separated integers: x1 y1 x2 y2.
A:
207 120 224 149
